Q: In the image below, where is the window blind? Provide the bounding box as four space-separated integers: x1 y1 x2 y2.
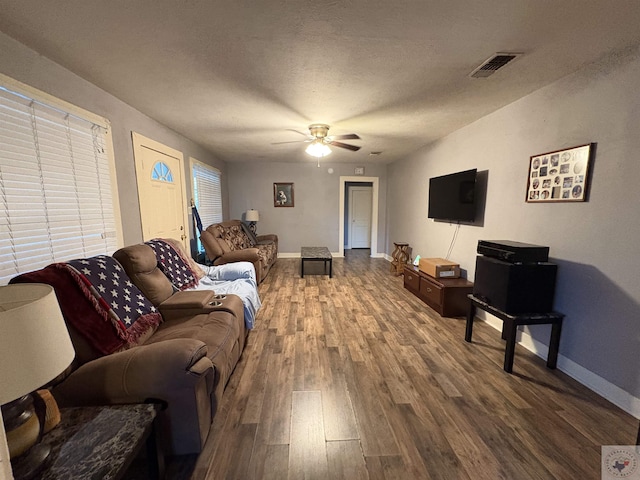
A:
0 85 118 285
192 160 222 251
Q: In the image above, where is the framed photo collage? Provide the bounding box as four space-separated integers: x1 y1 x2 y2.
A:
526 143 595 203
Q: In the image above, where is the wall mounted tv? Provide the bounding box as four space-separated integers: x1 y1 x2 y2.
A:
428 168 478 222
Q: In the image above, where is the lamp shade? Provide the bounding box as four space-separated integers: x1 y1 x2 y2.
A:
305 140 332 158
245 209 260 222
0 284 75 405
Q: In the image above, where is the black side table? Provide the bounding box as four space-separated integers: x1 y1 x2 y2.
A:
38 403 163 480
465 294 564 373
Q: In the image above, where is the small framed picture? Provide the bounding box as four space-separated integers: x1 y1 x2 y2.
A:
274 182 294 207
526 143 595 203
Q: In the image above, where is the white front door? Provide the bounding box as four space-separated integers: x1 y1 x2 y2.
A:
132 132 188 250
349 186 372 248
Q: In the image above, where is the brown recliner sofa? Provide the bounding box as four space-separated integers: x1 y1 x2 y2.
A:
11 239 248 455
200 219 278 283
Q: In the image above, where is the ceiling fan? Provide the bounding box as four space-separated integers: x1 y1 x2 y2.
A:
273 124 361 158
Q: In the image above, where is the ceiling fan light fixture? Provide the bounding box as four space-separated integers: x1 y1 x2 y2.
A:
305 140 332 158
308 123 330 139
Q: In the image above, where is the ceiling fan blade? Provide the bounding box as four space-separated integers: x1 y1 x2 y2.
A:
271 139 312 145
286 129 312 137
329 141 361 151
330 133 360 140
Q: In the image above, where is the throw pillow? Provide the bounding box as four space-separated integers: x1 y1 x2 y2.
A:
241 221 258 246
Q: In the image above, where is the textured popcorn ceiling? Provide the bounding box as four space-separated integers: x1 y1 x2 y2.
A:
1 0 640 164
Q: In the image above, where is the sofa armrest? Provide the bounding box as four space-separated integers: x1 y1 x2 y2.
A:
256 234 277 245
200 228 224 261
159 290 215 313
160 295 244 322
216 248 261 264
53 338 214 406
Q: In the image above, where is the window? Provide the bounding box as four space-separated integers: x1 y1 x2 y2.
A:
151 161 174 182
0 76 121 285
191 158 222 252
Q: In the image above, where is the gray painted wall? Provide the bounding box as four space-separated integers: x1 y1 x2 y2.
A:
388 45 640 404
4 26 637 411
0 31 229 247
227 162 388 255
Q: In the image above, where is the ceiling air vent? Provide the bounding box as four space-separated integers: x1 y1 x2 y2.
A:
469 53 522 78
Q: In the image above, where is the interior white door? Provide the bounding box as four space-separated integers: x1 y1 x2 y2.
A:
132 133 188 249
349 186 372 248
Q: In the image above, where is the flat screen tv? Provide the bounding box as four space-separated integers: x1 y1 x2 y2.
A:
428 168 477 222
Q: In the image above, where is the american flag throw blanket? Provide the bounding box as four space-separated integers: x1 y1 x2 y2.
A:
58 255 162 345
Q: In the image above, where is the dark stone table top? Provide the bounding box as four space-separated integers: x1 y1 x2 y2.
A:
40 404 158 480
301 246 332 259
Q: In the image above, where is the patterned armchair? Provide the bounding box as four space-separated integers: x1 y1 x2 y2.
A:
200 220 278 283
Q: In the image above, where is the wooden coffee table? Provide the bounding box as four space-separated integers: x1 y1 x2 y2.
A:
301 247 332 278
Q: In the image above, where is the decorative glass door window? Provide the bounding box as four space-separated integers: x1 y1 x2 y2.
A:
151 161 174 182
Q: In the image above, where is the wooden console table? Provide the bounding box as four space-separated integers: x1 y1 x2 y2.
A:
465 294 564 373
403 265 473 317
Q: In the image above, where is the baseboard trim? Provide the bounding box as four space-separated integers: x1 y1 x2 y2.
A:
277 252 343 258
480 314 640 419
279 252 386 259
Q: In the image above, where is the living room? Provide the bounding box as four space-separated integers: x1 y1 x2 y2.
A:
2 2 640 479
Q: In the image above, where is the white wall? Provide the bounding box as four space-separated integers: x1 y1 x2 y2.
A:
227 161 388 255
388 45 640 412
0 31 228 246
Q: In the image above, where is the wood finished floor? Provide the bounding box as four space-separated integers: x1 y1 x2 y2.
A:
188 250 636 480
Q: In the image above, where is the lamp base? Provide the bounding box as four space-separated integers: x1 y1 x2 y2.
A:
11 443 50 480
3 396 40 458
2 395 51 480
